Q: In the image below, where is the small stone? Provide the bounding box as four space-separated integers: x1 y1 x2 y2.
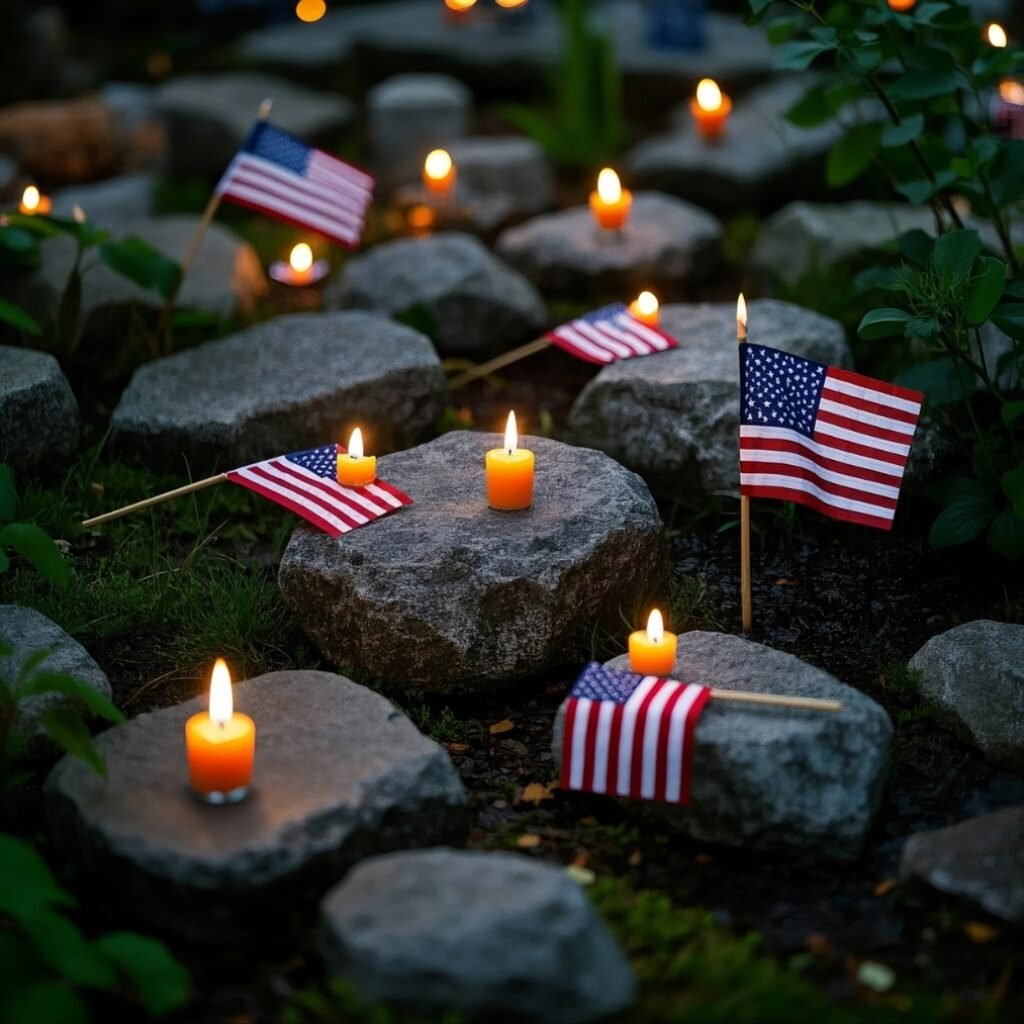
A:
45 671 468 942
112 311 445 471
320 848 635 1023
0 605 112 755
51 173 156 225
326 232 546 357
155 72 355 179
368 73 472 186
899 805 1024 925
496 192 721 299
552 632 892 860
0 346 79 472
566 300 850 499
905 415 958 485
908 620 1024 769
279 432 667 693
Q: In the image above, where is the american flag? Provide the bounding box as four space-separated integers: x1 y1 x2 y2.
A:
740 343 923 530
216 121 374 249
561 663 710 805
226 444 410 538
547 304 679 364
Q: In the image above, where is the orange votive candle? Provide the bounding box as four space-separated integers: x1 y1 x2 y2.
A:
589 168 632 231
628 609 678 675
423 149 457 198
887 0 916 10
185 659 255 802
18 185 52 216
486 411 534 511
337 427 377 487
690 79 732 140
628 291 660 326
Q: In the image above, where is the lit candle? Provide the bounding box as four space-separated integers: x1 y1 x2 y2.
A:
423 148 457 199
486 411 534 511
737 292 747 342
589 168 632 231
994 80 1024 139
18 185 51 216
185 659 255 804
628 609 678 676
444 0 477 19
337 427 377 487
269 242 329 286
295 0 326 21
887 0 916 10
628 290 660 326
987 22 1008 48
690 78 732 140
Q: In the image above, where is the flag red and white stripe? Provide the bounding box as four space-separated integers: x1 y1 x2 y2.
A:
547 303 679 364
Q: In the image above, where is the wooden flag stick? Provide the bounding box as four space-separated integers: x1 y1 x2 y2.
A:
710 689 842 713
737 294 753 632
81 474 227 528
448 336 552 390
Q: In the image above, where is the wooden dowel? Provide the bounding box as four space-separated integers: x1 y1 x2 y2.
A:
448 336 552 389
740 494 752 631
710 689 843 713
82 474 227 528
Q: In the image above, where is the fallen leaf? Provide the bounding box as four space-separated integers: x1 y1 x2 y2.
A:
963 921 999 944
489 719 514 735
444 742 469 754
856 961 895 992
517 834 542 849
775 578 798 586
874 878 897 897
628 850 642 867
566 864 596 886
520 782 555 805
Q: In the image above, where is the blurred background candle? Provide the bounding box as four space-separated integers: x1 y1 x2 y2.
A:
690 78 731 140
185 659 255 804
887 0 916 10
589 168 632 231
993 80 1024 139
444 0 477 21
486 411 534 511
629 290 660 326
424 148 457 198
629 609 677 675
295 0 327 22
18 185 51 216
986 22 1008 48
337 427 377 486
269 242 329 286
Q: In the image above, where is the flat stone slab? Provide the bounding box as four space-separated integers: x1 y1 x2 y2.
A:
326 232 547 357
553 632 892 860
279 432 667 693
51 173 157 225
0 347 79 472
155 72 354 179
112 311 445 472
908 620 1024 770
900 805 1024 925
45 670 468 942
566 299 851 500
0 605 111 756
321 849 635 1023
496 191 722 299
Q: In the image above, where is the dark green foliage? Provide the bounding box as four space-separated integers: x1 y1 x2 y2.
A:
0 465 68 587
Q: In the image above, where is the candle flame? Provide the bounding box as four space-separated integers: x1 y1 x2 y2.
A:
695 78 723 113
1000 80 1024 105
737 293 748 338
445 0 477 9
424 148 453 181
348 426 365 459
209 658 233 725
72 205 86 224
295 0 326 21
21 185 40 212
504 410 518 453
495 0 528 7
596 168 622 204
886 0 916 9
987 22 1008 48
289 242 314 273
635 290 659 317
646 609 664 644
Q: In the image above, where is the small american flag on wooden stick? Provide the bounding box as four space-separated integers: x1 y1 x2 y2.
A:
547 303 679 364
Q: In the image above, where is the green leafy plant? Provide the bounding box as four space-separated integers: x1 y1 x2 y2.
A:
0 833 189 1023
0 465 69 586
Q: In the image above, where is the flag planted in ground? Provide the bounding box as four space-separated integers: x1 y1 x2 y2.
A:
561 663 710 805
216 121 375 249
547 303 679 364
226 444 410 538
740 343 923 530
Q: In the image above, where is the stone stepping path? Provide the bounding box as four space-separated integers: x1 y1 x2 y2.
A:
909 620 1024 770
279 432 666 693
0 605 111 756
553 632 892 860
326 232 546 357
320 848 635 1023
155 72 354 180
566 299 850 500
111 311 445 472
900 805 1024 926
45 670 467 942
496 192 722 299
0 347 79 472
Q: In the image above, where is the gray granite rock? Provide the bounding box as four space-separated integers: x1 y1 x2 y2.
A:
327 232 546 357
496 191 722 299
279 432 667 693
46 670 468 941
321 848 634 1023
156 72 354 179
0 346 79 472
368 73 471 186
900 805 1024 925
905 415 958 485
51 173 156 224
908 620 1024 770
112 311 445 471
566 300 851 500
0 605 112 755
551 632 892 860
0 155 19 203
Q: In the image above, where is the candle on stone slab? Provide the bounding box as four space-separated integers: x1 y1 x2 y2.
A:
270 242 328 286
424 148 457 198
690 78 732 140
589 168 632 231
987 22 1008 48
628 290 660 326
18 185 51 216
486 411 534 511
629 609 678 676
185 659 255 804
337 427 377 487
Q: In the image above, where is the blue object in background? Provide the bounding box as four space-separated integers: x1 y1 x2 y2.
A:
646 0 707 51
